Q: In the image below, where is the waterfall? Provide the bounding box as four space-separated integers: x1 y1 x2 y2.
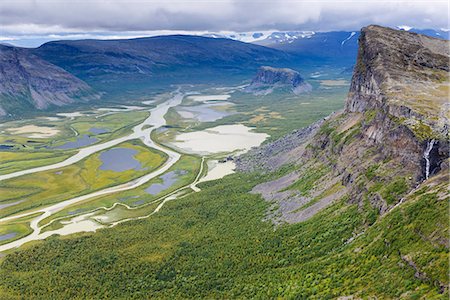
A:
424 139 435 180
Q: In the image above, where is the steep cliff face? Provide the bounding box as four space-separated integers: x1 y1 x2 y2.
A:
238 25 449 221
347 25 449 118
345 25 449 180
0 45 99 116
236 27 450 294
246 66 312 95
305 26 449 211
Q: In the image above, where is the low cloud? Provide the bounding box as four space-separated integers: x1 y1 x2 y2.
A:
1 0 447 43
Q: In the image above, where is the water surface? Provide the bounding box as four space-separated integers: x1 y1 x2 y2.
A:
0 232 17 241
99 148 143 172
145 170 186 195
171 124 269 155
56 135 98 149
89 128 110 135
177 103 232 122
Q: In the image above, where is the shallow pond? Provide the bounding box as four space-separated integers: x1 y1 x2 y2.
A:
99 148 144 172
56 135 98 149
145 170 186 195
0 232 17 241
133 199 146 206
89 127 110 135
119 195 140 202
177 103 233 122
68 208 86 215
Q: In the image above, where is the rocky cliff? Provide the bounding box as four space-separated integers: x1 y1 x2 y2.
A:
245 66 312 95
0 45 99 117
238 25 449 222
344 25 449 182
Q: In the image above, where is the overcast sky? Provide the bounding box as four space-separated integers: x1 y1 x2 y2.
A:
1 0 448 47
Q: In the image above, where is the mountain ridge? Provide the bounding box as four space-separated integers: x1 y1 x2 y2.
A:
0 35 293 117
0 44 99 117
33 35 292 81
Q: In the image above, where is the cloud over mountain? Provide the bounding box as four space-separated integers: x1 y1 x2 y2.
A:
1 0 447 36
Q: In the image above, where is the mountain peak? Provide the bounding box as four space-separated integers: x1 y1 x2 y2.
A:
246 66 312 95
347 25 449 139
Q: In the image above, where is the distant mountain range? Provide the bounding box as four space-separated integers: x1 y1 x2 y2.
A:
203 27 449 46
33 35 291 81
0 35 291 117
0 26 448 117
205 27 449 67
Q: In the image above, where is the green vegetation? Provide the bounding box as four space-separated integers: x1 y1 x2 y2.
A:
0 70 447 299
410 120 434 141
285 164 330 196
0 213 42 246
0 109 151 174
0 172 446 299
380 177 409 205
0 140 167 219
0 151 74 175
365 164 380 180
364 109 377 123
38 155 201 228
58 110 150 145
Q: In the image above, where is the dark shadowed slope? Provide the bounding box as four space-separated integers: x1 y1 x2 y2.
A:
33 35 292 86
0 45 99 117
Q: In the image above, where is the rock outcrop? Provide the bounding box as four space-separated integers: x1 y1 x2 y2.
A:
345 25 449 181
235 119 324 172
245 66 312 95
0 45 99 116
347 25 449 137
239 25 449 223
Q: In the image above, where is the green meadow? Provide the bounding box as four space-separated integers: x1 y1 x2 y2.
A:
0 109 151 174
38 155 202 228
0 140 167 219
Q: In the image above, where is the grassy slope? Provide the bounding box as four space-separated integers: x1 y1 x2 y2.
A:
0 170 447 299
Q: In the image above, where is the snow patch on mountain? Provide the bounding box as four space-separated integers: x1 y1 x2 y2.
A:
397 25 413 31
341 32 356 46
203 31 315 44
